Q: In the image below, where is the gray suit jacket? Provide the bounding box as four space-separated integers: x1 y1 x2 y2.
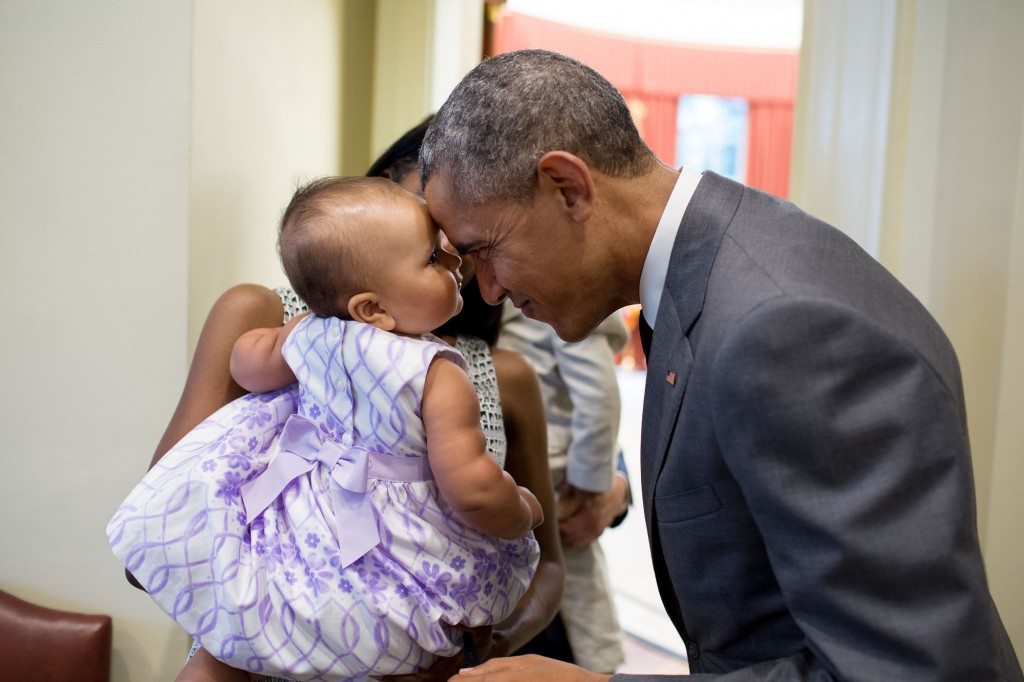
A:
614 173 1021 680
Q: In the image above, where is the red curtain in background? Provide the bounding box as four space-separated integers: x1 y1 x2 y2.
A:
747 101 794 198
622 92 679 165
492 11 798 198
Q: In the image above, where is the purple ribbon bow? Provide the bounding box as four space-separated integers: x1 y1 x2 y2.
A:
240 414 378 568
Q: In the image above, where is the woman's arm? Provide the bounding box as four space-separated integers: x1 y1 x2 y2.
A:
145 284 286 681
149 284 284 465
422 358 542 539
488 347 564 657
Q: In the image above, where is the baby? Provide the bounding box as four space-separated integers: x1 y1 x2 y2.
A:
108 177 542 681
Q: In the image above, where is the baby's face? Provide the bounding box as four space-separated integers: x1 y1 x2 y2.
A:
395 171 476 284
374 195 464 335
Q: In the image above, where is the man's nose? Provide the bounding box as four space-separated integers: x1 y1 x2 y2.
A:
474 260 507 305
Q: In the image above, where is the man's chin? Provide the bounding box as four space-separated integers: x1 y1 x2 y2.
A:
530 309 598 343
552 324 595 343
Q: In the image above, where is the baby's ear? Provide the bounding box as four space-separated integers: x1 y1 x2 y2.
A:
348 292 396 331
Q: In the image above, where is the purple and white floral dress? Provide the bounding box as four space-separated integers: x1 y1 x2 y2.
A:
108 316 539 681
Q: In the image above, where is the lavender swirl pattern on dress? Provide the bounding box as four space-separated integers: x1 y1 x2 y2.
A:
108 317 539 681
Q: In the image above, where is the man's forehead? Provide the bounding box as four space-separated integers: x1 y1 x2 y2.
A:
423 177 454 226
424 177 501 253
435 214 491 256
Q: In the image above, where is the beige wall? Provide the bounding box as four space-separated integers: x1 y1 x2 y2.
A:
188 0 478 350
371 0 434 160
370 0 483 164
339 0 378 175
988 126 1024 669
0 1 192 679
794 0 1024 659
188 0 345 349
0 0 463 677
1 1 357 678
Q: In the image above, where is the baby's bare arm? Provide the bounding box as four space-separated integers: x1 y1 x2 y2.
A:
229 313 306 393
422 358 542 539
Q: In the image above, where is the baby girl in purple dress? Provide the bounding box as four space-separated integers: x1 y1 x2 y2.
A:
108 177 542 681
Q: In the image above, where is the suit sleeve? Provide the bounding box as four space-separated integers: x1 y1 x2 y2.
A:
675 296 999 680
609 449 633 529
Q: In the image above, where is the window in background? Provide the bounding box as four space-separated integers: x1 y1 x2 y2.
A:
676 94 749 182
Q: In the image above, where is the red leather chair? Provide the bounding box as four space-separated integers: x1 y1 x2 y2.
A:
0 588 112 681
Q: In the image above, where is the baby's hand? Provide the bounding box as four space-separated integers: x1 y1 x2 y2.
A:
519 486 544 530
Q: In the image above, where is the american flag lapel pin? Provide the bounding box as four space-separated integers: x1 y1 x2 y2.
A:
666 370 677 386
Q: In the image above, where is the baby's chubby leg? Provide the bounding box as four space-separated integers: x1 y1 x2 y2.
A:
175 648 254 682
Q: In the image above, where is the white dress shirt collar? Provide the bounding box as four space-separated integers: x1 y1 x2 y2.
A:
639 165 702 327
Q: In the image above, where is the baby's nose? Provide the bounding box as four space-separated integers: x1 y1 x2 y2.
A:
439 244 462 270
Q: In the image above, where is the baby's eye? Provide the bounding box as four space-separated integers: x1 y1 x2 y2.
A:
428 250 439 265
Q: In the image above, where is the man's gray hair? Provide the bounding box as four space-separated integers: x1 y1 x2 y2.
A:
420 49 656 205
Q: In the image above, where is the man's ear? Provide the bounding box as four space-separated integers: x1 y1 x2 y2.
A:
347 292 396 331
536 151 594 223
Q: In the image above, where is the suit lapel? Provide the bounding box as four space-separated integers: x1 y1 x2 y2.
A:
639 172 745 538
641 299 693 538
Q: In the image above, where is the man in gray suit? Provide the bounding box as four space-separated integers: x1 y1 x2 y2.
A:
422 50 1021 680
